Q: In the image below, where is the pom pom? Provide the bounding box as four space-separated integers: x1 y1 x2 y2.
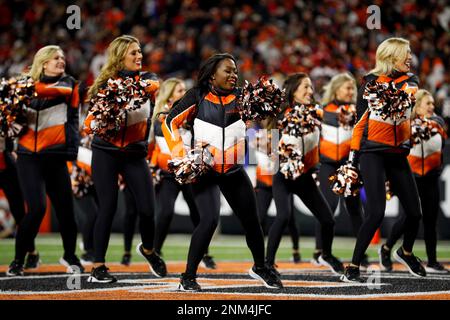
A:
168 143 214 184
71 166 94 198
329 163 363 197
410 116 439 145
338 104 357 129
278 104 322 138
149 165 162 185
88 76 155 140
237 76 284 122
363 80 415 121
278 140 304 180
0 76 35 138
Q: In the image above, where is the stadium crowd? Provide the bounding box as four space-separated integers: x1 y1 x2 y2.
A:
1 0 449 127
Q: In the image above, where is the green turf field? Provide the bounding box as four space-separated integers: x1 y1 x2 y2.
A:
1 234 450 265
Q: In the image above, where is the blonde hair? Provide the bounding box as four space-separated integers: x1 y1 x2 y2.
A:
27 45 64 81
88 35 140 100
152 78 184 123
321 73 357 105
370 37 410 76
412 89 432 118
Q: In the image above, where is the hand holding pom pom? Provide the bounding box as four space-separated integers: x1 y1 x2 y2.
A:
410 116 439 145
0 76 35 138
71 166 94 198
237 76 285 122
278 140 304 180
149 164 162 185
329 151 363 197
88 75 154 140
363 80 415 121
278 104 322 138
329 163 363 197
168 143 215 184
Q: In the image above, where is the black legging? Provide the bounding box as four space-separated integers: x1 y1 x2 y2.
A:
185 167 265 276
154 175 203 255
256 185 299 250
123 186 138 253
351 152 422 266
385 174 440 263
0 161 26 227
15 154 78 264
316 162 364 250
266 171 335 265
92 147 155 263
74 190 98 254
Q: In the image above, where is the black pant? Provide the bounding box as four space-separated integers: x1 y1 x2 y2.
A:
15 154 78 264
316 162 364 250
267 171 335 265
386 174 440 263
256 185 299 250
153 175 202 255
123 186 138 253
92 147 156 263
0 162 26 226
185 167 265 276
351 152 422 266
74 190 98 254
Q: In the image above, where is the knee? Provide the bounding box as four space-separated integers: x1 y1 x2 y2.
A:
320 216 335 228
198 215 219 233
27 200 47 220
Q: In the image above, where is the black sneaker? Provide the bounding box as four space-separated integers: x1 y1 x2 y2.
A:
80 252 94 266
360 254 371 271
178 273 201 291
6 260 24 277
87 265 117 283
136 243 167 277
266 264 281 277
292 252 301 264
340 265 363 283
121 253 132 266
393 248 426 277
311 251 322 266
249 265 283 289
319 254 345 275
378 245 393 272
200 255 217 270
425 262 450 274
59 255 85 274
24 252 41 270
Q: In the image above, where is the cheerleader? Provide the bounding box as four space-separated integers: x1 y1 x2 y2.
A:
0 138 40 270
266 73 344 275
163 53 283 291
84 35 165 283
69 132 97 265
6 45 83 276
315 73 368 268
341 37 425 282
381 90 448 273
254 121 301 263
151 78 216 269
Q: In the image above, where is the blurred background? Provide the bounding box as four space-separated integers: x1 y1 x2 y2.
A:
0 0 449 241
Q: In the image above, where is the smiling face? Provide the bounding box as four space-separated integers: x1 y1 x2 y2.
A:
211 58 238 91
123 42 143 72
335 80 355 103
169 82 187 106
293 77 314 105
394 47 412 73
416 94 435 117
43 50 66 77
